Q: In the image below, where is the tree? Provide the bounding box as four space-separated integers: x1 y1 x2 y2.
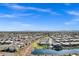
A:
53 44 62 51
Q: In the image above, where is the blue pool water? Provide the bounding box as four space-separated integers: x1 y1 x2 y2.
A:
32 49 79 55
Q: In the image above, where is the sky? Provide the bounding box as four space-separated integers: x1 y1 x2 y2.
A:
0 3 79 31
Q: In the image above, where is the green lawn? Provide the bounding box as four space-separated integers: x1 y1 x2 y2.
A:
32 41 48 49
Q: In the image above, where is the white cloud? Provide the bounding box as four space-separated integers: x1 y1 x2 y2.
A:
3 4 59 15
67 11 79 16
0 14 15 18
5 4 50 11
0 13 33 18
4 4 26 10
65 10 79 25
0 21 33 31
0 21 56 31
16 13 33 16
25 7 51 12
11 21 31 26
25 7 60 15
65 18 79 25
65 21 76 25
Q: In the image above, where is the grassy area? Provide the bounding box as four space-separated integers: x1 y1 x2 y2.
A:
32 38 48 49
32 44 48 49
32 42 44 49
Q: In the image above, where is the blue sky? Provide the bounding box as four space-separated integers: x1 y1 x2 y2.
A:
0 3 79 31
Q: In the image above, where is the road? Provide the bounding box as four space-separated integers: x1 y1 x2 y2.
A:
16 37 44 56
0 36 48 56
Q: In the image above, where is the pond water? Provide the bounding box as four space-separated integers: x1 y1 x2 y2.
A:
32 49 79 55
